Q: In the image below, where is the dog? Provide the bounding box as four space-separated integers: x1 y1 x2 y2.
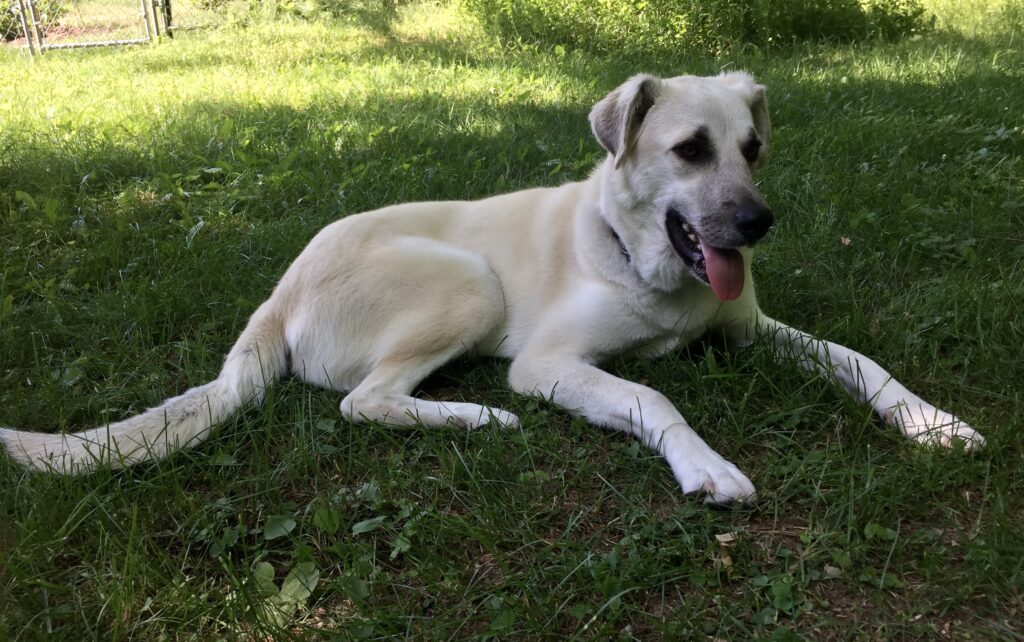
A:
0 71 984 503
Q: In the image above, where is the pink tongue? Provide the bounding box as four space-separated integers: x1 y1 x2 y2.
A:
702 244 745 301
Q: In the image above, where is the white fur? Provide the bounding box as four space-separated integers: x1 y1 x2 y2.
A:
0 72 982 502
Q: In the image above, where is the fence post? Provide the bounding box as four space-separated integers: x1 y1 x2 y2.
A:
151 0 161 37
15 0 37 55
140 0 153 42
25 0 45 52
163 0 173 38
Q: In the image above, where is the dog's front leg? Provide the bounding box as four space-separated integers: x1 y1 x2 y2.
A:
750 315 984 449
508 356 756 504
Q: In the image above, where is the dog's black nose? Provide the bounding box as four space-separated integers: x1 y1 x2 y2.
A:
734 202 774 243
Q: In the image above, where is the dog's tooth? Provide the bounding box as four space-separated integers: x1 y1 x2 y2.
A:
688 234 698 243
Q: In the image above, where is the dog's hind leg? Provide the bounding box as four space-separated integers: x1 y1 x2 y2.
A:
341 357 519 429
334 238 518 430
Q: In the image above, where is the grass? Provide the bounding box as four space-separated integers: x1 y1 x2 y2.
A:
1 1 1023 639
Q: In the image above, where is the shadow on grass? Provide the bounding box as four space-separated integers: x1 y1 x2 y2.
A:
1 92 590 212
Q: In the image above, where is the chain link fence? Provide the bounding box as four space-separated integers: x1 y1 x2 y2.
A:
2 0 218 54
162 0 218 32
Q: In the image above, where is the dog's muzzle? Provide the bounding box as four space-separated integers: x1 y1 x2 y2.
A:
666 208 746 302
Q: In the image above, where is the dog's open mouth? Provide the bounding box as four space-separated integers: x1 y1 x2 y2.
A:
665 208 745 301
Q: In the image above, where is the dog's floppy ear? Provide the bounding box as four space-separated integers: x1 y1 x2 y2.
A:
589 74 661 169
720 71 771 170
748 84 770 170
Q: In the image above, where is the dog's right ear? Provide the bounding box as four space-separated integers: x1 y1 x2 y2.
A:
589 74 661 170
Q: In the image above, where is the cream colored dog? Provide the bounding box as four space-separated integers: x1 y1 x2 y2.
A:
0 72 984 503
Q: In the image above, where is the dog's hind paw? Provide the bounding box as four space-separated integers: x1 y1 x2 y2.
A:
890 404 986 450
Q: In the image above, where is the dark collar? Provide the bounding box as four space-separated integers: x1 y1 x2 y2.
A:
608 224 631 263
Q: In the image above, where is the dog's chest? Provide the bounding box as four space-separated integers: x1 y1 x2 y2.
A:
624 289 724 357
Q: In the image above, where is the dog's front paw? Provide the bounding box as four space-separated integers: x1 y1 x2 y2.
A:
486 407 521 429
890 403 985 450
670 452 757 505
448 404 520 430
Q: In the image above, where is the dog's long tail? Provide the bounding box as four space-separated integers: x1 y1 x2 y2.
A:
0 302 289 474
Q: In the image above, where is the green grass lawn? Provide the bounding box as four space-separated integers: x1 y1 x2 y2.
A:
1 1 1022 639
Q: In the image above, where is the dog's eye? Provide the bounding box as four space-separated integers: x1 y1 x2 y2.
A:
673 140 708 163
741 139 762 164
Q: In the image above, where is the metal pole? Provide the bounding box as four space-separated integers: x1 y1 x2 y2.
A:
15 0 36 55
151 0 161 37
163 0 172 38
26 0 45 53
140 0 153 42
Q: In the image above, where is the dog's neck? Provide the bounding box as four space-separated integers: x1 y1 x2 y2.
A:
586 156 701 296
574 162 646 290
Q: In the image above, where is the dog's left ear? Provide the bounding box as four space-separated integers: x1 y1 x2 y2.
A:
720 71 771 170
589 74 661 169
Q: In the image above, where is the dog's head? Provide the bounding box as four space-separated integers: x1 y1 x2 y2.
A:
590 72 772 300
